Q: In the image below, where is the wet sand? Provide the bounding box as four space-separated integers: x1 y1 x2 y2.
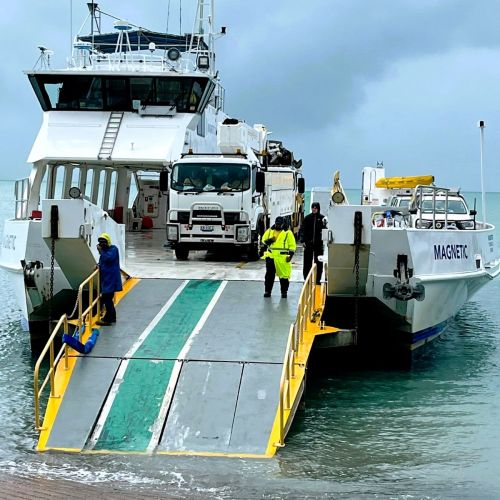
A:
0 473 177 499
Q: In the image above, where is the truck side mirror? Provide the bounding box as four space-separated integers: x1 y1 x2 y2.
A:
255 171 265 193
409 208 418 215
469 209 477 216
297 177 305 194
159 171 169 192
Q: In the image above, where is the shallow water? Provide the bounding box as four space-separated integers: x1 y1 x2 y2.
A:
1 180 500 498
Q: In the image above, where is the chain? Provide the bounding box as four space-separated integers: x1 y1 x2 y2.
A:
48 237 55 335
67 293 80 320
353 211 362 331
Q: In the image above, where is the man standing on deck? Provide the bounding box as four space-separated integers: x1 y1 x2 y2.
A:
261 216 297 298
300 202 327 284
96 233 122 326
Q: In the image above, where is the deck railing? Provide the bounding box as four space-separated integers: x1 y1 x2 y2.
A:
77 269 101 334
34 269 101 431
33 314 69 431
274 263 322 447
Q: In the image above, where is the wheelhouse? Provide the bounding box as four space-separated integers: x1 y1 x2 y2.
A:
28 73 214 113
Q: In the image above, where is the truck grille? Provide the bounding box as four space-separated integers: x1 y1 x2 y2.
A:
172 211 240 224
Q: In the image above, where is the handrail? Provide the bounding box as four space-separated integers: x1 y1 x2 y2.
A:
77 269 101 333
34 268 102 432
33 315 69 431
274 263 318 447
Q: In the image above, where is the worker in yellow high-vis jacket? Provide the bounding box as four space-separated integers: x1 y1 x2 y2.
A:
261 216 297 298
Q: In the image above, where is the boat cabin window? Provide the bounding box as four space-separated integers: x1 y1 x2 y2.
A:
420 199 468 214
171 163 251 192
29 75 212 113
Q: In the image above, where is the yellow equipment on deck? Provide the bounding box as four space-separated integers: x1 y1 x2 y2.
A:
375 175 434 189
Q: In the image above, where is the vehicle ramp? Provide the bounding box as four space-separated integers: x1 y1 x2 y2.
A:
40 278 302 457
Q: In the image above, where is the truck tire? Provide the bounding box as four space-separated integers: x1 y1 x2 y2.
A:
246 240 260 261
174 246 190 260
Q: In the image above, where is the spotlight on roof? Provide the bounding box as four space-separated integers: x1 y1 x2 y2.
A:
149 42 156 53
197 55 210 70
167 47 181 61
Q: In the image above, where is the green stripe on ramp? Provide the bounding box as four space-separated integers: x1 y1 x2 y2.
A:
93 280 221 451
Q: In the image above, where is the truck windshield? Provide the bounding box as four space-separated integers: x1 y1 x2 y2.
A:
420 198 468 214
171 163 251 192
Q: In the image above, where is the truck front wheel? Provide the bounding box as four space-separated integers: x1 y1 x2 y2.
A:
174 245 190 260
246 241 260 261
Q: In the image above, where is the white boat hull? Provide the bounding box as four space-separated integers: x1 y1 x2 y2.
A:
326 204 499 352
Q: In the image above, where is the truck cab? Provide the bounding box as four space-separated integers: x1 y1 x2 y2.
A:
165 120 304 260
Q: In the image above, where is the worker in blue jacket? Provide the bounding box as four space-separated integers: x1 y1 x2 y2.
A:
96 233 122 326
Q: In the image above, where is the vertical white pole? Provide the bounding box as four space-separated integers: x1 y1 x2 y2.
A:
70 0 73 55
478 120 486 223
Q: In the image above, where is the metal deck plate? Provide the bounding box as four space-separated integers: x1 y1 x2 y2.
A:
46 357 121 450
89 279 184 358
158 361 243 453
227 362 282 455
185 281 301 363
92 359 175 451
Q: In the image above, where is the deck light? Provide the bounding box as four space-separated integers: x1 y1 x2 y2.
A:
197 55 210 70
167 47 181 61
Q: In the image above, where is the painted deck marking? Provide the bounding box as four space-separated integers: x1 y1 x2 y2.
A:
147 280 228 452
88 280 188 447
92 279 222 451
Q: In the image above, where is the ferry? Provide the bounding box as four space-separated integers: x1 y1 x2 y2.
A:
320 165 500 355
3 1 499 459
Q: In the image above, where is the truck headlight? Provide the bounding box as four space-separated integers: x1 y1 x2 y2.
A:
459 220 474 230
167 224 179 241
415 219 433 229
236 226 250 242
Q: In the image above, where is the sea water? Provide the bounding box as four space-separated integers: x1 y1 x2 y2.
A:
1 180 499 498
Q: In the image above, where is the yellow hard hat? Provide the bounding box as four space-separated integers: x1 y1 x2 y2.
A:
98 233 112 245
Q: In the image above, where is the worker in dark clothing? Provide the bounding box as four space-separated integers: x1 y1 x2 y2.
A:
300 202 327 284
96 233 122 326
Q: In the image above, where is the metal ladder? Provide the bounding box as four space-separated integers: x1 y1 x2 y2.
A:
98 112 123 160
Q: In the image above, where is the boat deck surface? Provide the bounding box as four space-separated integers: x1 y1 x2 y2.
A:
123 229 305 281
42 276 302 457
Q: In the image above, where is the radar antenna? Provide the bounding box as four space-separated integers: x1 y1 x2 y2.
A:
34 46 53 70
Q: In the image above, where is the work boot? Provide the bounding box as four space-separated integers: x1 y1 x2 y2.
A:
281 292 287 299
264 291 271 298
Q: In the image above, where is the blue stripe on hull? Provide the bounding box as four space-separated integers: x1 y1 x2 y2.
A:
410 320 449 345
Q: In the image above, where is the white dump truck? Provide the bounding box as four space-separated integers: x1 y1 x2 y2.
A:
165 119 305 259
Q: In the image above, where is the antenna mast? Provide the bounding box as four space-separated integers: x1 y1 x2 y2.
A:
189 0 217 77
477 120 487 223
87 2 101 37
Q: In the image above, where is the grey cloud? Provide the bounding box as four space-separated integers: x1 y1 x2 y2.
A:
2 0 500 189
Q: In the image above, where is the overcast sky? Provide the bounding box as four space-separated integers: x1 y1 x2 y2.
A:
2 0 500 191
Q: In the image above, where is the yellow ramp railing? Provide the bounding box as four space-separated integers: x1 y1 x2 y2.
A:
274 263 326 447
34 268 101 431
